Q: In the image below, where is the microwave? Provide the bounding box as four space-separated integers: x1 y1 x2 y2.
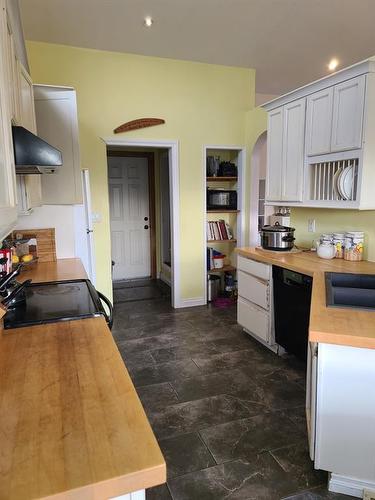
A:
207 189 237 210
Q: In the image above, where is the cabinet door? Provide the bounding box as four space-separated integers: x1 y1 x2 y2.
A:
34 87 83 205
305 88 333 156
331 75 365 152
18 64 36 132
281 98 306 202
18 63 42 210
238 271 269 310
237 296 270 344
0 0 17 238
265 107 283 201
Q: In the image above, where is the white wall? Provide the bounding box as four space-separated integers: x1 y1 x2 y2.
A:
15 205 80 258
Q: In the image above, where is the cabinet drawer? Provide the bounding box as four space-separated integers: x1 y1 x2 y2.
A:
237 255 271 281
238 270 269 310
237 296 270 343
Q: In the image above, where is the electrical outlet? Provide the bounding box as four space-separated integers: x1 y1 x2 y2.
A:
308 219 316 232
364 489 375 500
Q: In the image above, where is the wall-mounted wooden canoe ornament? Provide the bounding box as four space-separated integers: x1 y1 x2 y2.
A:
114 118 165 134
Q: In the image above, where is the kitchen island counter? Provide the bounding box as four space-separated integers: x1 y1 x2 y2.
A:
0 259 166 500
236 247 375 349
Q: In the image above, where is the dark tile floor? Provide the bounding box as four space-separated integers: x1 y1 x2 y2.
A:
112 279 351 500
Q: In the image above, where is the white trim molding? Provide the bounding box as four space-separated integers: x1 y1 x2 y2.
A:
329 473 375 498
102 137 180 308
178 297 206 308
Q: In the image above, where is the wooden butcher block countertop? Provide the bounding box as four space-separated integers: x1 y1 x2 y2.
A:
236 248 375 350
0 259 166 500
20 258 88 283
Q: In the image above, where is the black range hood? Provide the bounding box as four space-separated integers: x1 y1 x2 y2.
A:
12 126 63 174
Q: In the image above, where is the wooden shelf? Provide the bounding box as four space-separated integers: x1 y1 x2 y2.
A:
207 209 240 213
208 265 236 274
206 177 238 182
207 239 237 243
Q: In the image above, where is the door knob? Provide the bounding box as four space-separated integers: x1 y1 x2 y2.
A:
144 216 148 221
144 225 149 230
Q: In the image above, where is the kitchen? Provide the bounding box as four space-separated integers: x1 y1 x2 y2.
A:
1 1 375 500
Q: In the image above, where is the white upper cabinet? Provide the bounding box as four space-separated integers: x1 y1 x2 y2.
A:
265 107 283 201
18 63 36 132
0 0 17 239
265 98 305 203
331 75 365 152
263 59 375 209
305 87 333 156
34 86 82 205
16 62 42 214
282 98 305 202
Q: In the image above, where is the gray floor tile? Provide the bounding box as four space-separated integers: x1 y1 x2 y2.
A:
148 394 254 440
192 348 283 378
234 370 306 411
271 442 327 490
168 453 314 500
172 368 267 406
117 348 156 372
159 432 216 479
146 483 172 500
136 382 179 413
200 410 305 463
282 485 353 499
129 358 201 387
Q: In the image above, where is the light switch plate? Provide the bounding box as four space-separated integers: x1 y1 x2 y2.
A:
364 489 375 500
91 212 102 223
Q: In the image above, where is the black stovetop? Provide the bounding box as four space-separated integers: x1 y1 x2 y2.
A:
4 279 105 329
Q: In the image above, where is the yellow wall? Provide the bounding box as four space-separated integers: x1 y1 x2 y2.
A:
291 208 375 261
26 41 255 300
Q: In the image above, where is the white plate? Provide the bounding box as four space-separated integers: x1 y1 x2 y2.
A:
339 165 355 200
333 169 342 199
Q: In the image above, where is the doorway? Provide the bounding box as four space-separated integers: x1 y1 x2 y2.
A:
107 151 156 280
249 131 273 246
106 141 179 308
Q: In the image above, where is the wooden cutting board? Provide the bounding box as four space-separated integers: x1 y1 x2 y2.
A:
11 228 56 262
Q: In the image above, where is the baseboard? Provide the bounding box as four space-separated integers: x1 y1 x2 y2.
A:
329 472 375 498
176 297 206 308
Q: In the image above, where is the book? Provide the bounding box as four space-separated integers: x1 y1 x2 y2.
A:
207 220 233 241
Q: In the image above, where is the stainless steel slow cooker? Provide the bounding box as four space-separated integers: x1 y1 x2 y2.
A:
260 222 295 251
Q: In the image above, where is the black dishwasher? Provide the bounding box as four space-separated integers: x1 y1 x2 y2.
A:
272 266 313 362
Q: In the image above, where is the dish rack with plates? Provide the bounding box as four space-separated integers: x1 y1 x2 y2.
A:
307 157 359 203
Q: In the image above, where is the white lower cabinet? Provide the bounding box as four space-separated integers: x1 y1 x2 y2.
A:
237 256 275 349
238 271 269 310
238 297 269 344
310 342 375 497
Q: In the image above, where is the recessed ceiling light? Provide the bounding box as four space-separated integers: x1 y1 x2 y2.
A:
328 58 339 71
144 16 153 27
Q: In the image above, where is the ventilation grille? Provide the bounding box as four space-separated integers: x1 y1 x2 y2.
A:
309 158 359 201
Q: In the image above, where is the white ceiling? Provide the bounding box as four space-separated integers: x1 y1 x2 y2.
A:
19 0 375 95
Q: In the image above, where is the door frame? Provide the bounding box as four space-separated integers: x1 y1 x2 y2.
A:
107 150 157 279
103 138 180 309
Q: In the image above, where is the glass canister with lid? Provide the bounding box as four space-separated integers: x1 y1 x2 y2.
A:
344 232 365 261
333 233 345 259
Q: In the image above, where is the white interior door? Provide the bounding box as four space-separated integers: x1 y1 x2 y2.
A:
108 156 151 280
